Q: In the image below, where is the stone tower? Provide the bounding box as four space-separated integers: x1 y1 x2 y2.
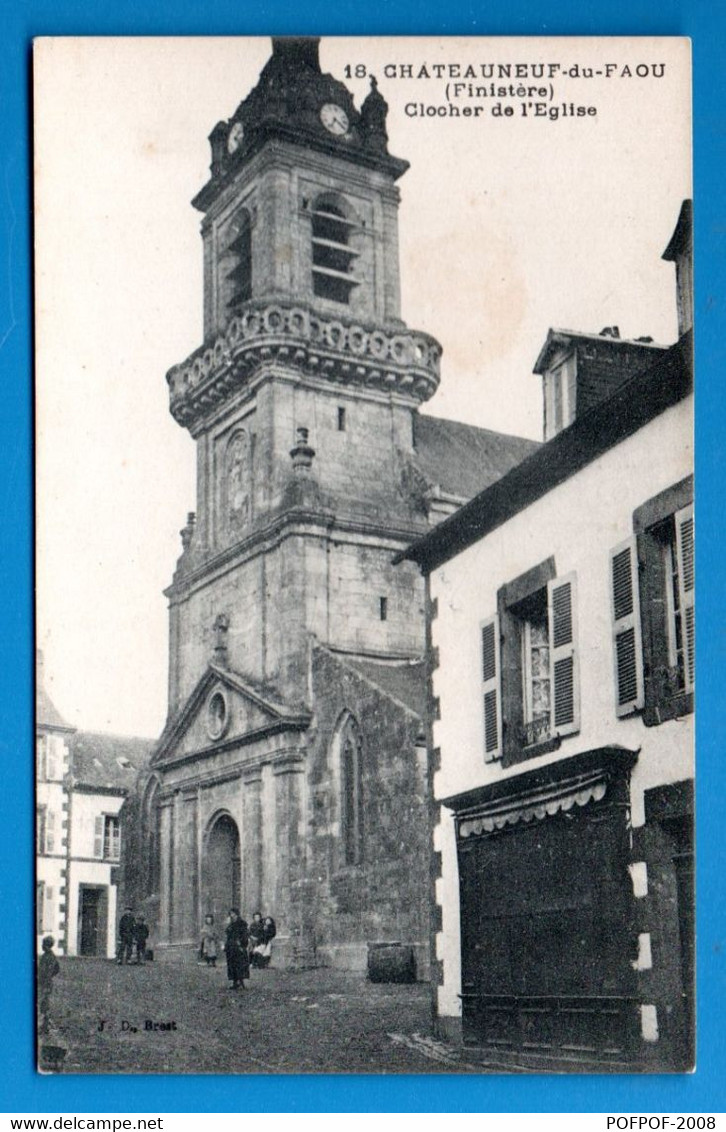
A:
164 38 444 716
136 39 536 968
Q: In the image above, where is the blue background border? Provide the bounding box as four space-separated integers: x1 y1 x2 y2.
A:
2 0 724 1113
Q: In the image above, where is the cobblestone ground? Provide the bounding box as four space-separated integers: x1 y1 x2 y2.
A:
42 959 479 1075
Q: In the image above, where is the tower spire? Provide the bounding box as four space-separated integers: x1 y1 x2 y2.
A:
270 37 321 72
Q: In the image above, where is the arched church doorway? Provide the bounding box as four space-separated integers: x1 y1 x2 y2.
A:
204 813 241 924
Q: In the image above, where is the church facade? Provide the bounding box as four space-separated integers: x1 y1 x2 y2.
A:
124 39 536 970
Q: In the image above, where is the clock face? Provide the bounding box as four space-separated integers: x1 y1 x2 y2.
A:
227 121 244 154
320 103 349 136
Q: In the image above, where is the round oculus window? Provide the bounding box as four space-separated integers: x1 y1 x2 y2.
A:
207 690 229 740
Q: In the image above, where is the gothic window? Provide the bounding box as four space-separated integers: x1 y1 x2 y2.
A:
311 196 358 305
226 209 252 313
339 715 364 866
225 430 252 531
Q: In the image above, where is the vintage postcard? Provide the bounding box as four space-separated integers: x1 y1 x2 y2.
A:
34 36 692 1074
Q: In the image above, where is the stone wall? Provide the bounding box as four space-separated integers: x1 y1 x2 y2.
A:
304 647 430 977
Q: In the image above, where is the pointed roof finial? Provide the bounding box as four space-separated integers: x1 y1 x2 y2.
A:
270 37 321 72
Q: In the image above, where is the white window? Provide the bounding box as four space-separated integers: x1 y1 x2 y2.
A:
37 806 56 854
634 481 694 721
519 592 551 747
37 882 55 934
545 354 577 440
96 814 120 860
492 570 580 755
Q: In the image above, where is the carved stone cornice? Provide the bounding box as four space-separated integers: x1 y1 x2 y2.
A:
166 300 442 431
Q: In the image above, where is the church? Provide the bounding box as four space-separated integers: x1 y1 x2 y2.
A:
123 38 536 971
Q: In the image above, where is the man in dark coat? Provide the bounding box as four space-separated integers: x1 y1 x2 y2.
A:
224 909 250 989
116 906 135 965
38 936 60 1035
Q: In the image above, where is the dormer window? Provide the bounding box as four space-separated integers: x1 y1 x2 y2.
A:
311 198 358 305
544 353 576 440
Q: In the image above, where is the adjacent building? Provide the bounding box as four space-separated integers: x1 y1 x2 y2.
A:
36 655 153 957
36 654 75 954
124 38 537 971
400 202 694 1070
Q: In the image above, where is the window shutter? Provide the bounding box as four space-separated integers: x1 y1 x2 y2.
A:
675 504 694 692
610 538 644 715
548 574 579 736
94 815 104 858
37 882 45 935
481 615 501 760
37 736 47 780
45 809 56 854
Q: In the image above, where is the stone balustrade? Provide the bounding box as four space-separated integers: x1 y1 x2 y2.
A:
167 300 442 428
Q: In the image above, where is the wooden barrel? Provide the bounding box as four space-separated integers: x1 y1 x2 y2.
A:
367 941 416 984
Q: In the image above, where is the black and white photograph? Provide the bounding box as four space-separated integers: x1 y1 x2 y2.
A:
34 35 693 1074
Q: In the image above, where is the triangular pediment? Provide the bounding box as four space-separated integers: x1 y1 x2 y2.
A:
153 664 310 766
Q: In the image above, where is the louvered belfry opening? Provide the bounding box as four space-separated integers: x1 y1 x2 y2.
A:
311 201 358 304
227 210 252 312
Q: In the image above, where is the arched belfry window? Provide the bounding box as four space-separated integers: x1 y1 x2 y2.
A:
338 714 364 865
226 208 252 313
143 778 161 896
311 196 358 305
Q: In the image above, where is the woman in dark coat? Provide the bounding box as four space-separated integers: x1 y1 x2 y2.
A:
224 908 250 989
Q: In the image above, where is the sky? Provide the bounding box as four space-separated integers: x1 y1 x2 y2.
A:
34 36 691 737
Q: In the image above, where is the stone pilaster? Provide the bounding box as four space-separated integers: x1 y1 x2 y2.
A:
260 763 277 912
158 801 173 943
273 754 306 963
180 792 199 939
381 192 402 323
171 790 184 941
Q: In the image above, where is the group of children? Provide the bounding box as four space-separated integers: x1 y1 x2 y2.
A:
116 906 150 964
200 910 277 971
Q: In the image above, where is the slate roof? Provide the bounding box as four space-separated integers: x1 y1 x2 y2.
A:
415 414 539 502
36 682 74 732
662 199 692 261
343 657 427 719
401 332 692 575
532 327 666 376
71 731 155 792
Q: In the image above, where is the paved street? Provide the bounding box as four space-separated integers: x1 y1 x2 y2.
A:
42 959 479 1075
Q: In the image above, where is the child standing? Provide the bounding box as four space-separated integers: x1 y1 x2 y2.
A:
38 936 60 1035
134 915 150 964
200 914 218 967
